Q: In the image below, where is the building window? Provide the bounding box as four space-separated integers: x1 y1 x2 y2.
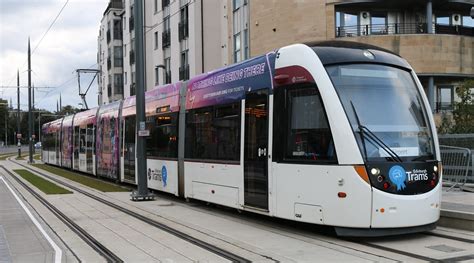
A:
370 13 387 34
154 31 159 49
162 0 170 10
123 16 126 30
113 19 122 40
164 57 171 84
243 29 249 60
437 85 454 112
155 66 159 85
179 5 189 41
154 0 158 13
233 0 242 10
179 50 189 80
124 72 127 85
113 46 123 67
233 33 241 63
185 102 241 161
162 16 171 48
114 74 123 95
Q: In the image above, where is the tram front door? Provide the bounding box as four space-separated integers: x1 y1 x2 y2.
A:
123 116 136 183
244 90 269 210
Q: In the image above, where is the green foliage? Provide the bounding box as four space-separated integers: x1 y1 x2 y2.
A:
32 164 130 192
451 79 474 134
14 169 72 194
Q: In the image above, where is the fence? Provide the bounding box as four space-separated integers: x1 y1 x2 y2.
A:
440 145 472 191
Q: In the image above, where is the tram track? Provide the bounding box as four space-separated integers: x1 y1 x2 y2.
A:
10 159 254 263
0 165 123 263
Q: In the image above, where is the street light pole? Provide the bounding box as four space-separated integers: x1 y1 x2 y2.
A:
131 0 153 201
17 70 21 158
28 38 34 163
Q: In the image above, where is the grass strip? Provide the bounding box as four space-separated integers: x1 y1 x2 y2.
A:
32 164 130 192
14 169 72 195
34 154 41 160
0 153 18 160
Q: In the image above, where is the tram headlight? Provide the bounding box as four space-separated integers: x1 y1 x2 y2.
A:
433 165 438 172
370 168 380 176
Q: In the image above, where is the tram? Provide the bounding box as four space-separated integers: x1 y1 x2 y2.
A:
42 41 441 236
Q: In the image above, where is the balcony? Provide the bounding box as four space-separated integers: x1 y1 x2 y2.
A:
129 50 135 65
336 23 473 38
179 65 189 80
178 21 189 41
114 84 123 95
162 30 171 49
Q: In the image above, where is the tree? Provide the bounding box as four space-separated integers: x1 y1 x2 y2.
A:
58 105 81 116
451 79 474 134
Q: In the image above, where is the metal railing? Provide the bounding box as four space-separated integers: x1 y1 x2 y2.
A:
336 23 473 38
440 145 472 191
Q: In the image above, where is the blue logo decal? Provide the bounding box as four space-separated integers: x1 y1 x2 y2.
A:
162 166 167 187
389 165 407 191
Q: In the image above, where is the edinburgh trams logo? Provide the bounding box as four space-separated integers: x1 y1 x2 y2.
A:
147 165 168 187
389 165 429 191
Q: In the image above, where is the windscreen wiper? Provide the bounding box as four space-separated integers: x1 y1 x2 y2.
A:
350 101 403 163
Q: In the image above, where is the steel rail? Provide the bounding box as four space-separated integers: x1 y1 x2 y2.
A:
0 165 123 263
11 160 252 263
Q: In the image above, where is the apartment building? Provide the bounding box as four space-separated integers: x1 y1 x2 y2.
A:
98 0 125 105
227 0 473 123
98 0 228 105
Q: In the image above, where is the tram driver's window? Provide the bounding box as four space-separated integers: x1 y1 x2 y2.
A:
285 86 336 162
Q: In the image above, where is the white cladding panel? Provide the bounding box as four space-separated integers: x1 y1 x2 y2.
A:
272 163 372 227
371 185 441 227
148 159 179 196
275 44 364 165
79 153 87 172
185 162 242 208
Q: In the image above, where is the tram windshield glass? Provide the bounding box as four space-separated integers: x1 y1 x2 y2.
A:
327 64 434 161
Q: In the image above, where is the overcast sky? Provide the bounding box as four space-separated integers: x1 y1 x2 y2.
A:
0 0 108 112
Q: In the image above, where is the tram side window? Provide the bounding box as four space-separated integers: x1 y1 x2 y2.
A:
79 127 86 154
86 124 94 154
185 102 240 161
281 85 336 162
146 112 178 158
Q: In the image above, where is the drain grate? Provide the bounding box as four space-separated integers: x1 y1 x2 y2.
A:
426 244 465 253
0 225 12 263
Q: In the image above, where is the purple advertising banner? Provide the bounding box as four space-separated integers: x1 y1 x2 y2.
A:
61 115 74 169
96 101 121 180
186 52 276 109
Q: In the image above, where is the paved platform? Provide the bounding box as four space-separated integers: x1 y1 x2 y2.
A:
440 187 474 231
0 172 56 262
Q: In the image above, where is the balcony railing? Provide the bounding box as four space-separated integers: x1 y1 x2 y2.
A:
336 23 473 38
179 65 189 80
178 21 189 41
162 30 171 49
436 102 454 113
129 50 135 65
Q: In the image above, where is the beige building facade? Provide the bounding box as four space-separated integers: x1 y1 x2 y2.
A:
227 0 473 121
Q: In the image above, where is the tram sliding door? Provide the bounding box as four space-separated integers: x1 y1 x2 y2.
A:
123 115 136 183
244 90 269 210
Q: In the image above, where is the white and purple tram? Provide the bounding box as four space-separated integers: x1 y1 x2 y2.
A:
42 42 441 236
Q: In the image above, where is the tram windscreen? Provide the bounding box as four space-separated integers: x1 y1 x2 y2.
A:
327 64 434 161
